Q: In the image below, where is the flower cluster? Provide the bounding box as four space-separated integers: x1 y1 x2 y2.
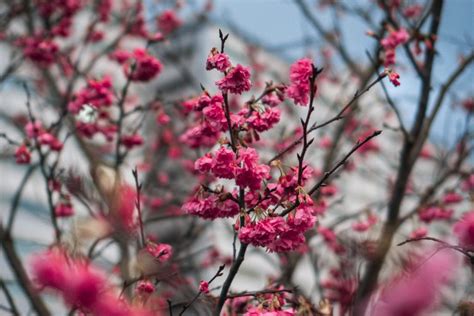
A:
206 48 232 72
216 64 252 94
25 121 63 151
157 9 182 35
19 37 59 67
182 193 240 220
68 76 114 114
418 205 453 223
381 28 409 67
112 49 163 82
286 58 313 105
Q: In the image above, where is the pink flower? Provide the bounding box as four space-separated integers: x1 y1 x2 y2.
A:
286 58 313 106
245 107 281 132
410 227 428 239
385 68 401 86
194 153 214 173
21 37 59 67
216 64 252 94
15 144 31 164
157 9 182 35
182 195 239 219
371 251 457 316
352 214 377 232
453 211 474 249
442 192 463 204
145 242 173 262
239 217 288 248
121 134 144 149
381 28 409 50
127 49 163 82
199 280 210 294
25 121 44 138
404 4 423 18
211 146 236 179
31 248 154 315
68 76 114 114
235 147 270 190
30 248 69 290
55 202 74 217
418 205 453 223
206 48 231 72
64 263 106 308
136 280 155 295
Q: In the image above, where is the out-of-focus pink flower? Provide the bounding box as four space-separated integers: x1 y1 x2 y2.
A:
410 227 428 239
30 248 69 290
418 205 453 223
68 76 114 114
127 49 163 82
371 251 458 316
121 134 144 149
442 192 463 204
453 211 474 249
31 248 155 315
157 9 182 35
55 202 74 217
199 280 209 294
136 280 155 295
216 64 252 94
20 37 59 67
145 241 173 262
404 4 423 18
15 144 31 164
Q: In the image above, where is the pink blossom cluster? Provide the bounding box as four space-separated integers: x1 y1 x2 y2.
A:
239 211 310 252
68 76 114 114
286 58 313 105
182 193 240 220
195 146 270 190
112 49 163 82
156 9 182 35
15 144 31 164
381 28 409 67
242 107 281 133
19 37 59 67
31 248 154 316
145 241 173 262
25 121 63 151
352 213 378 232
418 205 453 223
216 64 252 94
206 48 232 72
